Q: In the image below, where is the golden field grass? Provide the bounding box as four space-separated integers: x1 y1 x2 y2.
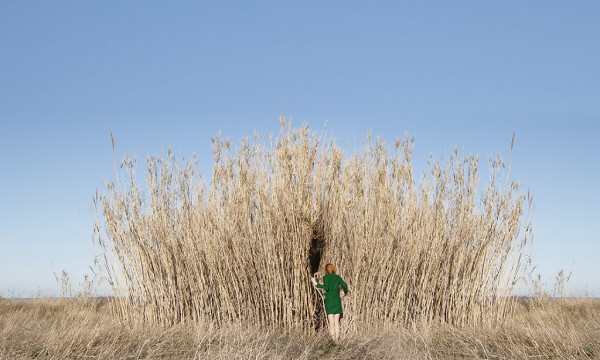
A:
1 297 599 359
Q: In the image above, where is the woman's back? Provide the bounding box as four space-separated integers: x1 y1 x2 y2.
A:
321 273 348 294
317 273 348 315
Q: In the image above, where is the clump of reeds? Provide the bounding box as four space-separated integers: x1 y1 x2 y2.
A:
94 119 532 331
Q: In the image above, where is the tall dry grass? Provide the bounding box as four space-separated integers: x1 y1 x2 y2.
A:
94 120 531 331
3 298 599 359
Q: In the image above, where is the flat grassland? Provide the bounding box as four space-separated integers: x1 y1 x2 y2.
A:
1 297 599 359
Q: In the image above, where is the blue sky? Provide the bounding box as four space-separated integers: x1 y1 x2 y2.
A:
0 1 598 297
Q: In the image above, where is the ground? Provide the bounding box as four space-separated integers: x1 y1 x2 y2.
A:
1 297 599 359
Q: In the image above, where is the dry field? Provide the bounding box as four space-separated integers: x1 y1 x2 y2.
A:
1 297 599 359
5 122 586 359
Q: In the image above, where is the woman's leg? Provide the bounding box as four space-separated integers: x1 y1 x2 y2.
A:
327 314 335 339
333 314 341 340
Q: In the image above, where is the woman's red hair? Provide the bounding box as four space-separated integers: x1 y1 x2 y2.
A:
325 263 336 274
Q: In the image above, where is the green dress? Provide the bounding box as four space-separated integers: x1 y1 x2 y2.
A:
316 273 349 315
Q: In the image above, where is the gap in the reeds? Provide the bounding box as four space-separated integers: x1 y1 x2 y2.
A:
94 119 532 332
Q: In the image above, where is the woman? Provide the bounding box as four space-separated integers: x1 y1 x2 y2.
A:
311 263 348 341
